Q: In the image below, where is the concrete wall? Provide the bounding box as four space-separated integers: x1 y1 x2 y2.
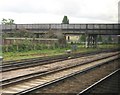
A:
3 38 58 45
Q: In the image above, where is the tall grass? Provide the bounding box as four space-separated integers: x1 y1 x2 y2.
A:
3 43 119 61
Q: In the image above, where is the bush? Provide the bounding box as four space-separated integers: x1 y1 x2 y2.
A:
3 41 71 52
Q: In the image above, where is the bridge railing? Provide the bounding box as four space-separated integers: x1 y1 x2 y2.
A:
1 24 119 30
2 24 16 30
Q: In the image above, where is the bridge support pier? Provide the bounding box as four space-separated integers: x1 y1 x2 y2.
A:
85 34 97 48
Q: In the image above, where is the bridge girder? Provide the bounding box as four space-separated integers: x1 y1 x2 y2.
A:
1 24 119 35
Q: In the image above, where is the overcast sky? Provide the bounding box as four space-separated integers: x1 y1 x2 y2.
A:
0 0 119 24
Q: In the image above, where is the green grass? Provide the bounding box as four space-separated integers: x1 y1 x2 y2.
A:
3 44 119 61
98 44 119 49
3 48 69 61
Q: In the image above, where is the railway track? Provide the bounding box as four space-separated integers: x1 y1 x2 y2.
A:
1 49 119 72
78 69 120 94
1 52 119 94
1 51 119 81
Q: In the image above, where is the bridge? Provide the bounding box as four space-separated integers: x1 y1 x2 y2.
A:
1 23 120 48
1 24 119 35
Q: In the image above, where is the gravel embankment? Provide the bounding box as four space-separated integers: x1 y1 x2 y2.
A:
30 59 119 94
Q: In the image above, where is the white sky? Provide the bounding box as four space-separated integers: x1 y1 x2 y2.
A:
0 0 119 24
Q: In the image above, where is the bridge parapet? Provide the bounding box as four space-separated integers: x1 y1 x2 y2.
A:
1 24 119 30
1 24 119 35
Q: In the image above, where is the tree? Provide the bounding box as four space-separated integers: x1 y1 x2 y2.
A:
62 16 69 24
13 29 34 38
80 35 86 42
1 18 7 24
108 35 112 43
6 29 34 51
56 30 66 47
1 18 15 24
97 35 102 42
44 29 57 38
45 29 66 47
8 19 14 24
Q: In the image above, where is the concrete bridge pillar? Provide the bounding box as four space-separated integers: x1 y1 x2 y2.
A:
85 34 97 48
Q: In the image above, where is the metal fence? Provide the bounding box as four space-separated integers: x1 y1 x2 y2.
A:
1 24 119 30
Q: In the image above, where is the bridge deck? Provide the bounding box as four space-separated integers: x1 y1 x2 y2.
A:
1 24 120 35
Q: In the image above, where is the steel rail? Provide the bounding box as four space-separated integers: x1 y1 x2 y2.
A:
2 48 118 65
1 49 119 72
1 53 119 94
77 69 120 95
15 54 119 95
1 52 119 87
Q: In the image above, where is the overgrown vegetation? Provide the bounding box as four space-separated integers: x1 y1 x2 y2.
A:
3 43 119 61
2 42 68 52
1 18 15 24
2 29 67 52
